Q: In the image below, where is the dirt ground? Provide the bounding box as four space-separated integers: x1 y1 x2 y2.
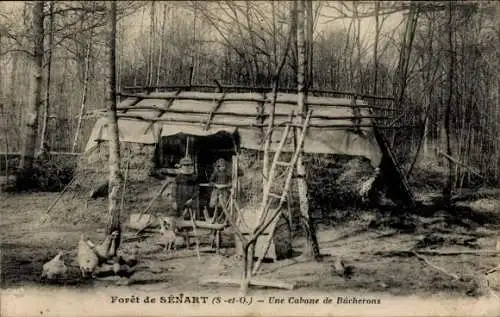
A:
1 191 500 300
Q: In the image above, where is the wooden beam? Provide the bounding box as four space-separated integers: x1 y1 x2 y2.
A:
143 88 183 134
89 107 391 121
117 92 393 110
121 84 395 101
373 126 417 208
115 114 411 129
120 97 143 114
412 251 460 280
1 151 81 156
437 151 483 178
204 92 227 131
199 276 295 290
175 220 226 230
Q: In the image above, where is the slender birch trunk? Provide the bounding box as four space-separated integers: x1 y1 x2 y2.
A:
72 34 92 153
40 0 54 150
305 0 314 89
296 0 320 261
156 3 167 87
442 1 455 205
106 0 123 252
147 1 155 87
372 1 380 96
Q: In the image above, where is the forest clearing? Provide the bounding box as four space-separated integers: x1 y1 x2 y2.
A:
1 189 500 295
1 1 500 316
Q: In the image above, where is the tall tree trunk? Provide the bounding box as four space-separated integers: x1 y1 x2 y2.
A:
372 1 380 96
422 15 434 157
190 4 197 86
106 0 122 253
40 0 54 150
9 53 20 151
305 0 314 89
18 1 44 186
391 1 419 146
353 2 362 91
442 1 455 205
394 2 419 103
147 1 155 87
72 32 93 153
156 3 167 87
296 0 320 261
117 25 124 93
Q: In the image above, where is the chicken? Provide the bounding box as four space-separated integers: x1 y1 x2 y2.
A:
332 258 355 281
87 230 119 263
41 251 68 281
77 234 99 278
160 219 177 254
120 244 139 267
112 256 121 275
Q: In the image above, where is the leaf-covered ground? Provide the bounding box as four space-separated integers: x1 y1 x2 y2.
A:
1 191 499 301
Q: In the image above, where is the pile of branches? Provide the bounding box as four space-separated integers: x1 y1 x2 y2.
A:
14 157 74 192
305 155 381 220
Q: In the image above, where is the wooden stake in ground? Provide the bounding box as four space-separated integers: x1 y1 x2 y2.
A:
105 0 123 254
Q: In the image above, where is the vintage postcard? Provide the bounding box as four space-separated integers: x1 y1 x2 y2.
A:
1 1 500 316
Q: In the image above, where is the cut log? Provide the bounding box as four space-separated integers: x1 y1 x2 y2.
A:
372 249 500 257
199 276 295 290
412 251 460 280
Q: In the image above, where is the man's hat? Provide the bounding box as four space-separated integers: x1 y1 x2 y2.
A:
180 157 193 166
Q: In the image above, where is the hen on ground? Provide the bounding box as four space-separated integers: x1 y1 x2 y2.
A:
41 251 68 281
87 230 119 264
77 234 99 278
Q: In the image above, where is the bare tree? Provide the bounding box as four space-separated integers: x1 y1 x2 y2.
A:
147 1 155 87
296 0 320 261
40 0 54 149
71 29 92 153
305 0 314 89
372 1 380 96
155 3 167 87
17 1 44 187
105 0 123 253
442 1 455 204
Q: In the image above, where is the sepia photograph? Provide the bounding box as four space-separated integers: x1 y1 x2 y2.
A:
1 1 499 316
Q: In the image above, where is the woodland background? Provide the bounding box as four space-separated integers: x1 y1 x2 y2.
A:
0 1 499 188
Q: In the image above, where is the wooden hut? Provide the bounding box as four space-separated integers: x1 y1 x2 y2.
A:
79 85 415 260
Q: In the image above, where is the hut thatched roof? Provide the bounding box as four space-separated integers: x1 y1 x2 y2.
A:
85 91 390 166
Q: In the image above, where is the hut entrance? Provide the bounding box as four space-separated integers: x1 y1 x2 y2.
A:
156 130 239 215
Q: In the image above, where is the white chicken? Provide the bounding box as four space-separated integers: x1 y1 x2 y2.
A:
86 230 119 264
41 251 68 281
160 219 177 254
112 255 121 275
77 234 99 278
121 244 139 267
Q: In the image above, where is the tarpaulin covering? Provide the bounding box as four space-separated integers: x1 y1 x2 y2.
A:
84 92 384 166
